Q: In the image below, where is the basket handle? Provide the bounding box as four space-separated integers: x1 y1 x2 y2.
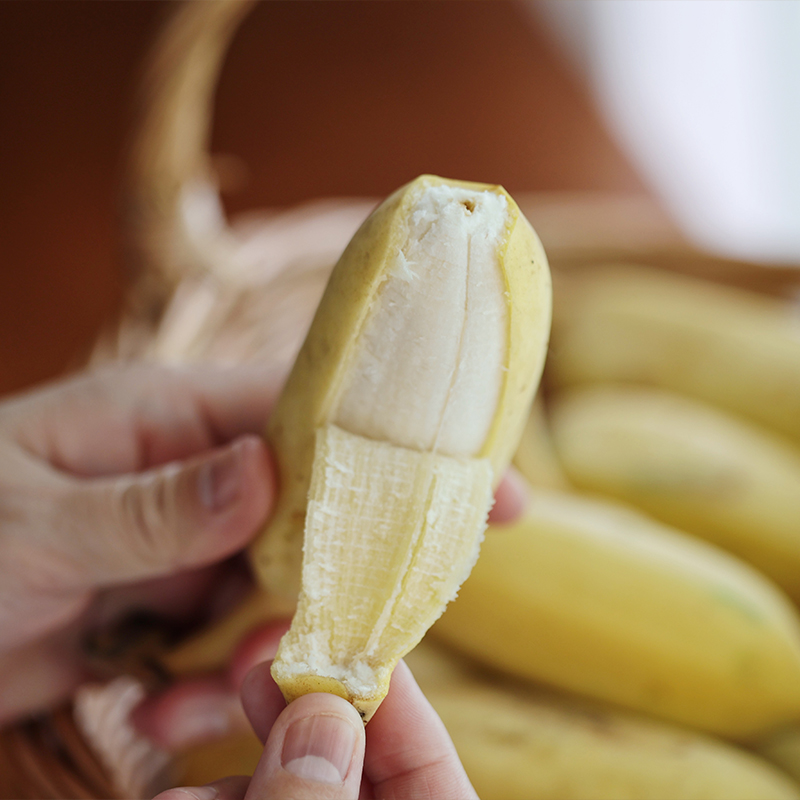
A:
125 0 255 321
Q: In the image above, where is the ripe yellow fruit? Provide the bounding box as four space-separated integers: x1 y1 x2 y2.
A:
550 385 800 601
432 488 800 738
549 264 800 443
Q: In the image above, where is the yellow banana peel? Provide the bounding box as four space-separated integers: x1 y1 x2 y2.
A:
550 385 800 601
432 488 800 739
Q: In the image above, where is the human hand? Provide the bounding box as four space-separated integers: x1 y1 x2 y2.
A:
129 470 527 759
0 364 279 724
148 627 478 800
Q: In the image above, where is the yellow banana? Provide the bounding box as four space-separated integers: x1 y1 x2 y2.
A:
257 175 551 720
431 488 800 738
405 644 800 800
549 384 800 601
548 264 800 442
759 727 800 786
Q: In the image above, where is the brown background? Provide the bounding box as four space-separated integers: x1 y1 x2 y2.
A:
0 1 644 397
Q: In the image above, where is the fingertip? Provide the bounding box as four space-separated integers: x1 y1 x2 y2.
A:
132 676 247 752
229 620 291 690
365 659 478 799
187 435 276 566
248 693 365 799
239 660 286 743
487 467 529 525
219 433 276 529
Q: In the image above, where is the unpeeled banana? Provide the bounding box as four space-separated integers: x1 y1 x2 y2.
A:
549 385 800 601
431 488 800 739
549 264 800 442
405 644 800 800
256 175 551 720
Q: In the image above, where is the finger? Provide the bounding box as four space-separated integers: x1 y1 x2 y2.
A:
487 466 528 525
238 661 287 744
153 775 250 800
59 434 275 586
246 692 365 800
229 619 290 690
131 621 289 750
364 661 477 800
132 675 249 752
9 364 284 477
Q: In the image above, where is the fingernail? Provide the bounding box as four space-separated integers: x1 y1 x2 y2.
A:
282 714 358 784
198 443 242 512
176 787 218 800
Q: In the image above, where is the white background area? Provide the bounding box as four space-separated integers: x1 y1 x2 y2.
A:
532 0 800 264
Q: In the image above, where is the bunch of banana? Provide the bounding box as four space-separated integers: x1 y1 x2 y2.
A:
548 264 800 442
431 487 800 739
256 174 552 720
548 384 800 601
405 642 800 800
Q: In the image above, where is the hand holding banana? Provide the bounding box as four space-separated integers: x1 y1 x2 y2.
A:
46 179 800 800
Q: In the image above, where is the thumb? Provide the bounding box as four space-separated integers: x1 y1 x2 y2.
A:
62 435 275 586
248 693 365 800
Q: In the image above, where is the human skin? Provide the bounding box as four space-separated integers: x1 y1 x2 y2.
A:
0 364 280 724
146 623 479 800
0 363 524 797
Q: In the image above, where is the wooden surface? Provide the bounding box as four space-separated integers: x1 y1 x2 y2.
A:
0 0 646 397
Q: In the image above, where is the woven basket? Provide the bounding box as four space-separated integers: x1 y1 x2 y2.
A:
2 1 798 798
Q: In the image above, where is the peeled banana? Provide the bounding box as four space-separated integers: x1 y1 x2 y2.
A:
257 175 551 720
431 488 800 738
549 264 800 442
549 385 800 601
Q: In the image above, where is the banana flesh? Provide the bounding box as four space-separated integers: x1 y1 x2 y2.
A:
550 385 800 601
549 264 800 443
431 488 800 738
261 176 551 720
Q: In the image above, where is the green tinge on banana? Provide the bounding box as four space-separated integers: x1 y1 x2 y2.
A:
549 264 800 443
431 488 800 739
252 175 551 719
549 385 800 602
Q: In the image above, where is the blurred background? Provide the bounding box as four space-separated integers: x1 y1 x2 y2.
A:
0 0 797 397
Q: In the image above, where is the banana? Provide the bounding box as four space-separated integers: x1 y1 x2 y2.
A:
759 727 800 788
405 644 800 800
548 264 800 442
431 488 800 739
549 385 800 601
258 175 551 720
